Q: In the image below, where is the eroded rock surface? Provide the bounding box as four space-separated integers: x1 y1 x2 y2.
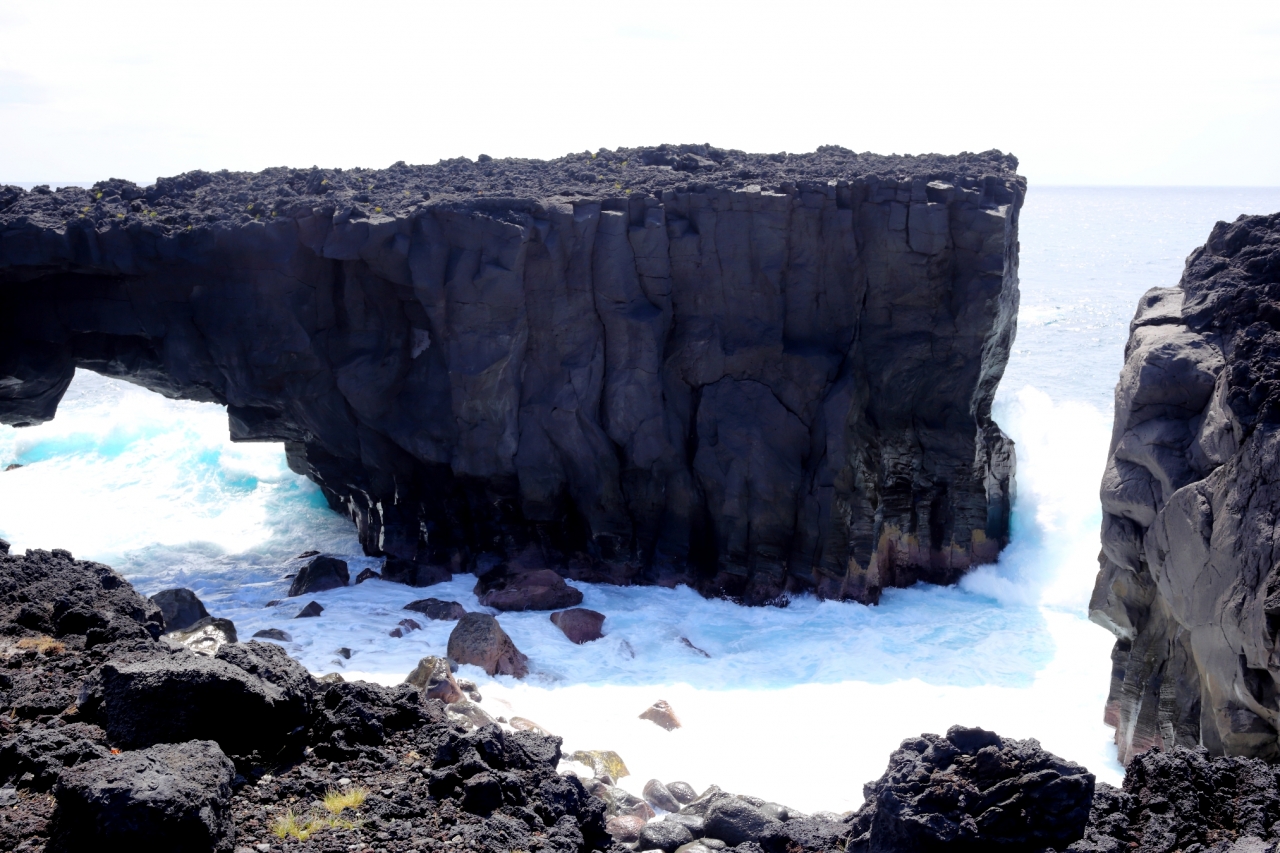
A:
0 146 1022 605
1092 212 1280 762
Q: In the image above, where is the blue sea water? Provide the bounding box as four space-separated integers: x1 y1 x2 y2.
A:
3 187 1280 810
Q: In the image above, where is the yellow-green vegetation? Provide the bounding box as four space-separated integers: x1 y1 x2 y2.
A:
614 182 622 190
270 787 368 841
323 786 368 814
374 206 382 213
16 636 65 655
95 191 103 200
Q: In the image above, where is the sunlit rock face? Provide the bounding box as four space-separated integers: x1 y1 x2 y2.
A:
0 146 1023 604
1094 212 1280 763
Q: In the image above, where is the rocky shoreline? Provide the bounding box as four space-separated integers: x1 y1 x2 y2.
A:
0 541 1272 852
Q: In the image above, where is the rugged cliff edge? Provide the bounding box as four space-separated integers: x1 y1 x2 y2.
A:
1094 212 1280 762
0 145 1023 604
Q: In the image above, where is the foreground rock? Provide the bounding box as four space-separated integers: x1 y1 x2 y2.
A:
0 147 1022 606
79 640 315 758
149 588 209 632
551 608 606 643
447 612 529 677
0 547 617 851
49 739 235 852
845 725 1095 851
287 554 349 596
476 567 583 611
1092 211 1280 762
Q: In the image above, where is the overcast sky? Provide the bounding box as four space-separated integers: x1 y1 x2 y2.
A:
2 0 1278 187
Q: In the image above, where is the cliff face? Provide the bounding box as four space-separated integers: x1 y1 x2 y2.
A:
0 145 1023 604
1094 212 1280 762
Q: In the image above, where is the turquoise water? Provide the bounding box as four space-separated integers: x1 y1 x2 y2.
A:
3 187 1280 809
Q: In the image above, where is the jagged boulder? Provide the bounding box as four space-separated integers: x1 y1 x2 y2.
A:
287 555 348 596
79 641 315 757
845 725 1094 852
405 597 467 621
405 655 463 704
149 588 209 632
48 739 235 853
447 613 529 677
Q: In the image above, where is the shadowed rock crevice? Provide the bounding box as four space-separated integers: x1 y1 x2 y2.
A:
0 146 1024 604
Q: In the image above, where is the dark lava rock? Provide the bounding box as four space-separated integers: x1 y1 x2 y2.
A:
309 679 440 761
149 587 209 632
79 641 315 758
0 722 111 791
641 817 696 851
1069 746 1280 852
0 548 161 641
668 781 699 804
294 600 323 618
251 627 291 641
383 557 451 588
447 612 529 677
354 566 380 583
845 725 1094 852
287 554 349 596
0 149 1022 609
476 567 584 612
48 739 235 853
550 607 605 643
704 797 781 847
644 777 682 812
406 597 467 621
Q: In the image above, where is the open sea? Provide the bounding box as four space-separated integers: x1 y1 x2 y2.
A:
4 187 1280 813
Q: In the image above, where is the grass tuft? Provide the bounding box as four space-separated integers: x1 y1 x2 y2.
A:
323 786 368 814
271 809 325 841
16 636 65 655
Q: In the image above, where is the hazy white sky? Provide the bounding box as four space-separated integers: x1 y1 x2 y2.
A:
2 0 1278 187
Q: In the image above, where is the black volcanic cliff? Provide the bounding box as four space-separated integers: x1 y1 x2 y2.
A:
1094 212 1280 762
0 145 1024 604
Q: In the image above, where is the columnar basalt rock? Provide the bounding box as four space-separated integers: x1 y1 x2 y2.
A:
0 146 1023 604
1093 212 1280 763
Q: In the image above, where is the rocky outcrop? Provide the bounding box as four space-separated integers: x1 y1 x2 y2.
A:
0 146 1023 605
1092 212 1280 763
844 725 1095 852
48 739 236 853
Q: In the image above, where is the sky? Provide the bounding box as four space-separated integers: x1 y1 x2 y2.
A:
1 0 1278 187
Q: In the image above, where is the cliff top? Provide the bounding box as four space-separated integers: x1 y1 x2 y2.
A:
0 144 1021 232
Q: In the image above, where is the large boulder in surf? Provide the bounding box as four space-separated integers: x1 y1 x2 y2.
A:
843 725 1094 852
550 607 605 643
1091 212 1280 763
447 613 529 678
149 588 209 632
0 149 1022 607
48 739 235 853
287 555 348 596
78 641 316 757
476 566 583 611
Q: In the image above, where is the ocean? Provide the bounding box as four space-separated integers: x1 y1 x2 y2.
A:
4 187 1280 813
